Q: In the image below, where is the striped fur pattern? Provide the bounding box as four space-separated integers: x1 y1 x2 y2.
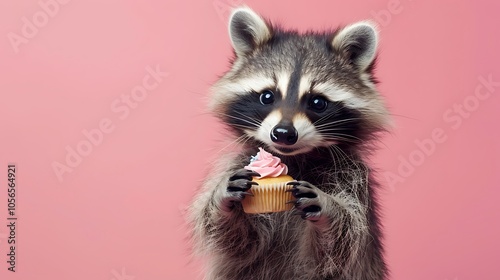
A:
189 7 389 280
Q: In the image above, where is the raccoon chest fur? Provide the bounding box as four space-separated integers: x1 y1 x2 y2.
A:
206 211 313 279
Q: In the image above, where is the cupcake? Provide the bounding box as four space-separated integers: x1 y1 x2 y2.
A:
242 147 295 214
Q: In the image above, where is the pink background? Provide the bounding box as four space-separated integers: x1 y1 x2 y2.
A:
0 0 499 279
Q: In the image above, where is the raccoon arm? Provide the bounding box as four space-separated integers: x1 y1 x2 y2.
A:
318 190 368 231
191 172 261 259
303 190 369 276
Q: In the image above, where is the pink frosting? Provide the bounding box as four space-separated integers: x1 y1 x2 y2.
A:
244 147 288 178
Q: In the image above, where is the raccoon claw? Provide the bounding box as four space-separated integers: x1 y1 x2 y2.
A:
288 181 322 222
221 169 259 211
227 180 258 192
240 192 254 197
286 181 318 198
286 181 312 188
229 169 260 181
296 206 322 221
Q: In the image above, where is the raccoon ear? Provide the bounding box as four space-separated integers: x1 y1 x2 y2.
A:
228 7 271 57
332 21 379 71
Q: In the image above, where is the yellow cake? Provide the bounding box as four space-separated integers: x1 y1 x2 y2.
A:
241 148 295 214
242 175 294 213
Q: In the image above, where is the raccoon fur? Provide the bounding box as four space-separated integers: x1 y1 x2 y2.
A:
189 6 390 280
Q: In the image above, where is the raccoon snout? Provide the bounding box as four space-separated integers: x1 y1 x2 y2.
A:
270 124 298 145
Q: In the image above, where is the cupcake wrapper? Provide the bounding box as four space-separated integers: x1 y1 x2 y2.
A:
242 181 294 214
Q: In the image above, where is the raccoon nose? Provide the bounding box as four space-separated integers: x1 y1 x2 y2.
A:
271 125 298 145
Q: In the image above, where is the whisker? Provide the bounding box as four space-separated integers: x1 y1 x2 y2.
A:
219 113 261 127
332 145 362 172
328 133 362 141
314 118 362 129
234 111 263 126
317 128 352 133
322 135 361 143
327 146 338 174
312 111 338 126
216 134 249 154
230 124 256 130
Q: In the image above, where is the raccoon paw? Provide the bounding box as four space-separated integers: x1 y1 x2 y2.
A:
221 169 259 211
286 181 322 222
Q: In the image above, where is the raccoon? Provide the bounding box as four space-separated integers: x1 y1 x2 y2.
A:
189 6 390 280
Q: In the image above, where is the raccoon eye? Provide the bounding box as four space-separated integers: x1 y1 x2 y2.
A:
259 90 275 105
309 96 328 112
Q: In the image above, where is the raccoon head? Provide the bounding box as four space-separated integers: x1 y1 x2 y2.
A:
210 7 390 156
